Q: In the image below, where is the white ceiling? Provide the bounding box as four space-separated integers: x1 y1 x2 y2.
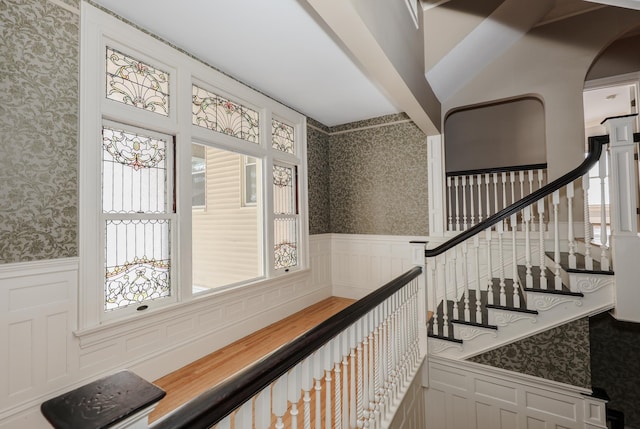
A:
91 0 399 127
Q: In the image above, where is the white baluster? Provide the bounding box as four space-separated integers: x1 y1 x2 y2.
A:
341 332 349 429
234 399 253 429
469 175 476 226
501 172 508 212
356 319 364 428
567 182 576 269
314 349 324 429
538 199 548 290
510 214 520 308
583 173 593 270
272 376 287 429
486 228 494 305
474 235 482 323
215 415 231 429
485 173 492 217
454 176 461 231
361 316 370 427
519 171 525 201
365 306 380 427
497 220 506 306
288 365 301 429
510 171 516 206
256 387 272 429
324 342 333 429
538 169 544 190
599 154 610 270
528 170 537 232
349 324 357 429
462 176 468 229
429 258 438 336
440 253 449 337
493 173 499 216
524 206 533 289
333 337 342 429
447 176 453 231
300 358 313 429
462 241 470 322
451 249 459 321
477 174 483 222
553 190 562 290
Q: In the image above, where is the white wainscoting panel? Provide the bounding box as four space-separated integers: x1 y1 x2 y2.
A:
0 235 333 428
426 357 607 429
330 234 428 299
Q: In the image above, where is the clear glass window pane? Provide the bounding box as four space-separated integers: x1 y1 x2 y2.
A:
273 165 296 215
192 145 206 209
192 85 259 143
272 119 295 154
192 144 263 292
243 156 257 206
102 126 168 214
106 47 169 116
105 219 171 311
274 218 298 270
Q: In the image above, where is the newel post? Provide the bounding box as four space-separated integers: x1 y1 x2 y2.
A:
602 114 640 322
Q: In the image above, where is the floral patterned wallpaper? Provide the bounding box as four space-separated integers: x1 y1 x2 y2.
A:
327 115 428 236
307 119 331 235
0 0 79 263
469 318 591 389
590 312 640 428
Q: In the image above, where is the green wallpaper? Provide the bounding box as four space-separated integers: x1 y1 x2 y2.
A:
307 120 331 235
469 317 592 389
0 0 79 263
328 118 428 236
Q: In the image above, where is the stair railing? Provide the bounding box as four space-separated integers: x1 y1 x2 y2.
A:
446 163 547 232
426 135 610 339
150 267 424 429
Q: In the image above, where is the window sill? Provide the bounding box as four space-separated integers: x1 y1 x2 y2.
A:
73 268 311 348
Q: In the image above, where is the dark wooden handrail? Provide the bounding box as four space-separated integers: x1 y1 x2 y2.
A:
426 135 610 258
446 162 548 178
152 266 423 429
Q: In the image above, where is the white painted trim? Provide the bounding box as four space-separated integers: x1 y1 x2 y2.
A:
80 3 309 330
427 134 445 236
427 356 607 429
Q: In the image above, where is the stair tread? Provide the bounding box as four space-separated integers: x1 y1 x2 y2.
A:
451 319 498 330
517 265 581 296
485 303 539 314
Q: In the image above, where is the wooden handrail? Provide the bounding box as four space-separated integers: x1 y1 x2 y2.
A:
152 266 423 429
426 135 610 257
445 162 548 178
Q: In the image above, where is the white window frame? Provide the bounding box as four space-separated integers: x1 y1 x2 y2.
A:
79 4 308 330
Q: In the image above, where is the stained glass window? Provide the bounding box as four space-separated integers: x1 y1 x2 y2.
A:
105 219 171 311
274 218 297 270
102 123 174 312
106 47 169 116
273 165 296 214
102 126 168 214
192 85 259 143
272 119 295 154
273 164 298 270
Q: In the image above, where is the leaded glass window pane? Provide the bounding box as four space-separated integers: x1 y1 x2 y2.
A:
272 119 295 154
105 219 171 311
192 85 259 143
106 47 169 116
274 218 297 270
273 165 296 215
102 126 168 214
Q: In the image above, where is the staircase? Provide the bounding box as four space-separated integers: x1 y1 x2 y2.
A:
427 246 615 359
424 131 619 360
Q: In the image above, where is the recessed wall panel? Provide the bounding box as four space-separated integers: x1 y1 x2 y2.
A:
8 320 33 395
